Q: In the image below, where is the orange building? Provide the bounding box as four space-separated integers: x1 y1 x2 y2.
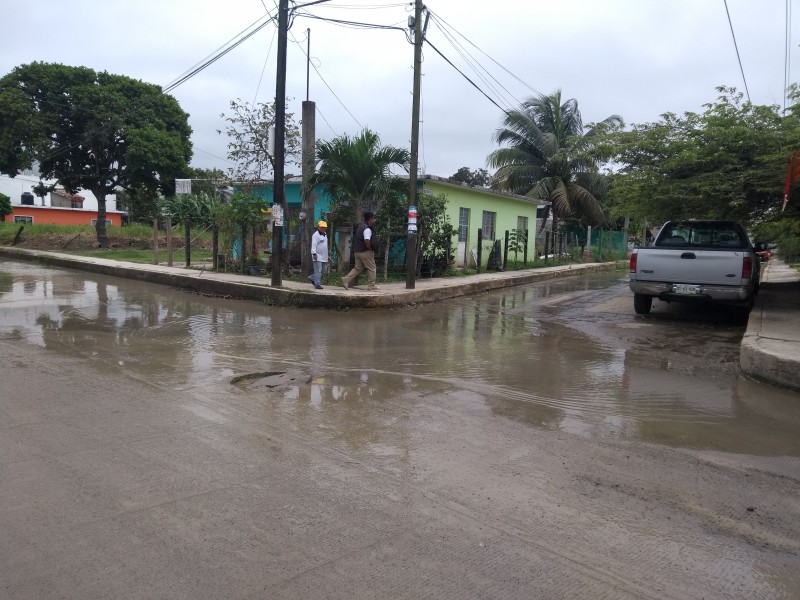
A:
6 205 124 227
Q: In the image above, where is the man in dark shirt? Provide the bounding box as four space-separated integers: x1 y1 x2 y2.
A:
341 212 378 291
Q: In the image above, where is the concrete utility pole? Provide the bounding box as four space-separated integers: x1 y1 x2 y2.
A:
300 29 316 278
271 0 289 287
301 100 316 276
406 0 425 289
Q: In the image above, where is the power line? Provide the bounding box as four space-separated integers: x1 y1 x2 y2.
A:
423 38 507 114
164 14 277 94
785 0 792 113
164 13 274 91
723 0 751 103
285 18 366 130
426 12 518 112
426 8 538 97
252 25 278 105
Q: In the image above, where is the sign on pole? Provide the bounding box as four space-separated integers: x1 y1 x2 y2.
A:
175 179 192 194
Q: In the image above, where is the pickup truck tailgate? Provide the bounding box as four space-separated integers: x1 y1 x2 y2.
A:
635 249 747 285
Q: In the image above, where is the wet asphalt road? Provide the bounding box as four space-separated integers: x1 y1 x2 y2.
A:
1 260 799 599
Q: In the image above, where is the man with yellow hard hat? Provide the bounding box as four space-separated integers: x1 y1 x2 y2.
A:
309 220 328 290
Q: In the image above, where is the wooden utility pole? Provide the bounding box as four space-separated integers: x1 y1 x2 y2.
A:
271 0 289 287
406 0 425 289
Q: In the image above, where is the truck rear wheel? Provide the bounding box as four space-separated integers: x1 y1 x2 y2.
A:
634 293 652 315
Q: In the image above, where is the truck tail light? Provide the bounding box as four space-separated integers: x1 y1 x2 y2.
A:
742 256 753 278
629 252 637 272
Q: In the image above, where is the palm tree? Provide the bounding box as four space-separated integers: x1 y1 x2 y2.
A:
488 90 622 253
310 129 410 225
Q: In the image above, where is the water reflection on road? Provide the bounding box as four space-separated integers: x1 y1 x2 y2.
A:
2 260 799 458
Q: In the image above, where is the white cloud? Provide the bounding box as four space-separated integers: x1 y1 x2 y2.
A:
1 0 795 179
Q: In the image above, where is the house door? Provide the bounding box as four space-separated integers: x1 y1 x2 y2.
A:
456 207 470 267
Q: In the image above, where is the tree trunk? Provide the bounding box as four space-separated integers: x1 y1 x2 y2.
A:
94 190 109 249
551 213 559 258
382 217 390 281
300 189 314 277
212 223 219 270
241 222 248 274
184 221 191 267
537 205 551 258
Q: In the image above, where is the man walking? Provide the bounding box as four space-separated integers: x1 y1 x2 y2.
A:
309 220 328 290
341 212 378 291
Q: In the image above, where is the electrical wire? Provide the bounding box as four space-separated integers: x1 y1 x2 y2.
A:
723 0 751 103
426 8 538 96
194 147 237 164
426 12 519 112
164 15 277 93
785 0 792 113
252 25 278 105
292 12 405 31
315 103 340 137
423 38 507 114
285 19 366 129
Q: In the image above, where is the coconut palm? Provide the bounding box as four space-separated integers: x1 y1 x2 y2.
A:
310 129 410 225
488 90 622 248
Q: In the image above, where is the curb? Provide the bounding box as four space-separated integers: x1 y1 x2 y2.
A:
739 260 800 391
0 246 623 310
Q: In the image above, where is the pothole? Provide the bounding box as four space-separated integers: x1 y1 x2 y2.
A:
231 370 311 389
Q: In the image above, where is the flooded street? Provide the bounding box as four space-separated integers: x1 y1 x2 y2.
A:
2 259 799 599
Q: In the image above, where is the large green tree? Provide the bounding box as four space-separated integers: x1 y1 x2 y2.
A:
0 192 11 221
605 86 800 228
450 166 492 188
0 62 193 247
488 90 622 240
309 128 410 225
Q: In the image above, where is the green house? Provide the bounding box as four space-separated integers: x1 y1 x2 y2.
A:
420 175 548 268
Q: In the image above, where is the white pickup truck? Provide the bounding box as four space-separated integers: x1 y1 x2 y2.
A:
629 220 760 315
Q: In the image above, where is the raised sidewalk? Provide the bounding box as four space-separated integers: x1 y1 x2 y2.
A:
740 257 800 391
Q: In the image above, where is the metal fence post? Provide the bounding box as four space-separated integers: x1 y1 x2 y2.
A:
503 230 509 270
523 228 528 265
476 228 483 274
544 231 549 264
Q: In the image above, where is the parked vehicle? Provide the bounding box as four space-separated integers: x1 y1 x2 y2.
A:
753 242 771 263
629 220 760 315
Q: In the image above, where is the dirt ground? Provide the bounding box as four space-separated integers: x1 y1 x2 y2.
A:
1 261 799 599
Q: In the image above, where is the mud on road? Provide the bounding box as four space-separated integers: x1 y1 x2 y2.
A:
1 262 799 599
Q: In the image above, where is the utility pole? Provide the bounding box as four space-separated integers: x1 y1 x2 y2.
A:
271 0 289 287
301 30 316 278
406 0 425 289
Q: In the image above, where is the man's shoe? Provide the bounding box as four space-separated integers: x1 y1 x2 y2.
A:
315 284 323 290
308 275 314 284
341 280 349 290
367 285 380 291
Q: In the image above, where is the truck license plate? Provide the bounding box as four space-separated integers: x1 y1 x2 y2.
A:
673 284 701 295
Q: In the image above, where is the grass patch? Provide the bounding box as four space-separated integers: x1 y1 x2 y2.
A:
67 248 214 263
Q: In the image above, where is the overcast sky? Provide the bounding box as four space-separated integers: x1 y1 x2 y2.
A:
1 0 796 179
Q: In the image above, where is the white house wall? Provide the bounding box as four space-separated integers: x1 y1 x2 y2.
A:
0 173 117 211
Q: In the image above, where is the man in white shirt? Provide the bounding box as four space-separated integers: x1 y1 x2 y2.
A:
309 220 328 289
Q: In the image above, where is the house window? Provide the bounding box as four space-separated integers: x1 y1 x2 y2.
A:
91 219 113 226
14 215 33 224
481 210 496 240
458 207 470 242
536 206 548 219
517 216 528 232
